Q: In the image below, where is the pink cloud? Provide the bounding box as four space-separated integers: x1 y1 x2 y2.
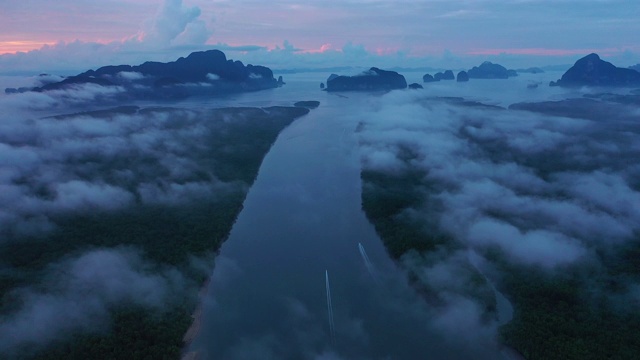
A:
374 47 400 56
301 43 334 54
0 41 56 55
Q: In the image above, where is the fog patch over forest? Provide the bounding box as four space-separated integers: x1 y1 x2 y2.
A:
0 91 242 242
0 86 292 357
0 248 186 353
359 90 640 263
357 89 640 346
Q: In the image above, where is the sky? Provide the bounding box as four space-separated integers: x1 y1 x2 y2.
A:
1 0 640 73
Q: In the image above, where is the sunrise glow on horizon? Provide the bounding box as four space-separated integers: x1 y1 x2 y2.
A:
1 0 639 72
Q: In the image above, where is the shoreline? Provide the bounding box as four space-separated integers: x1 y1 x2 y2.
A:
180 279 210 360
178 104 314 360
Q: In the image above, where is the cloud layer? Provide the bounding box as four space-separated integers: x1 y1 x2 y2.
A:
0 84 274 356
357 90 640 352
0 89 243 243
2 0 640 73
0 0 213 73
0 248 185 356
359 92 640 269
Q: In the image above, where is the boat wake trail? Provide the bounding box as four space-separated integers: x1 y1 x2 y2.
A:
325 270 336 344
358 242 377 282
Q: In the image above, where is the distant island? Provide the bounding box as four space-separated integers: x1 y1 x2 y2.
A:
423 70 455 83
456 71 469 82
515 67 544 74
422 62 519 84
5 50 282 99
467 61 518 79
550 53 640 87
422 70 469 83
324 67 407 92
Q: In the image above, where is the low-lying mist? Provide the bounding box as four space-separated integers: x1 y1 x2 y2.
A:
357 87 640 357
0 93 243 243
0 87 308 358
0 248 186 354
360 89 640 264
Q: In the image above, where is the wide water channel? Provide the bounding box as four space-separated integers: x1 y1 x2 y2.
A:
188 73 562 359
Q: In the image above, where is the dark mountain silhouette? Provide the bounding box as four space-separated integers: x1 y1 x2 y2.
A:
423 74 436 83
457 71 469 82
325 67 407 92
423 70 454 83
550 53 640 87
10 50 280 99
442 70 455 80
467 61 516 79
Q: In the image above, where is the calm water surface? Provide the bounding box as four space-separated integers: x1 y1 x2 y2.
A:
188 74 541 360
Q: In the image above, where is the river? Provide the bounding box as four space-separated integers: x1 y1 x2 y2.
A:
185 73 547 359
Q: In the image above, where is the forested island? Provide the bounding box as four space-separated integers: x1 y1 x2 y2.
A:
358 94 640 360
549 53 640 87
324 67 407 92
5 50 283 100
0 105 312 359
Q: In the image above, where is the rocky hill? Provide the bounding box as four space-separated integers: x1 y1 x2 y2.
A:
467 61 517 79
550 53 640 87
325 67 407 92
5 50 281 99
